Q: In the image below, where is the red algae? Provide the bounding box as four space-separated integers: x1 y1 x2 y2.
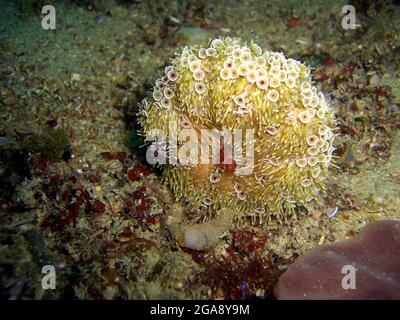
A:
192 244 281 299
127 165 151 182
100 151 127 162
232 227 268 254
88 199 106 214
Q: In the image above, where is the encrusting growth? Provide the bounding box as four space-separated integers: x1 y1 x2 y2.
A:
138 37 336 226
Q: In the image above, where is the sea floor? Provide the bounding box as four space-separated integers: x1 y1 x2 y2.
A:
0 0 399 299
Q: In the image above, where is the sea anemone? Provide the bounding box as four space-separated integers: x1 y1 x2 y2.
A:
138 37 336 225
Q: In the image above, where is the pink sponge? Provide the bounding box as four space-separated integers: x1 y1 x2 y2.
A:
275 220 400 300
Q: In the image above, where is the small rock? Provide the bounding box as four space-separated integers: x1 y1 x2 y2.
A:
369 74 381 86
71 73 81 82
